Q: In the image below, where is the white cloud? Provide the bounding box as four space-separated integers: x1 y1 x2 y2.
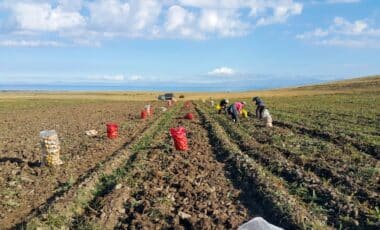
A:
208 67 236 76
87 0 131 31
57 0 83 11
87 74 146 82
132 0 163 31
9 2 85 31
297 16 380 48
166 5 189 31
179 0 246 9
325 0 360 3
296 28 329 39
87 0 163 35
164 5 202 38
315 38 380 48
99 74 124 81
309 0 360 4
0 39 66 47
256 2 303 26
199 9 249 37
0 0 303 46
128 75 143 81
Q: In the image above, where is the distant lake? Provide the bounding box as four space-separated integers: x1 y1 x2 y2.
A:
0 84 255 92
0 78 330 92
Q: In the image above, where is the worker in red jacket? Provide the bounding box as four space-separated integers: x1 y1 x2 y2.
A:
228 101 246 123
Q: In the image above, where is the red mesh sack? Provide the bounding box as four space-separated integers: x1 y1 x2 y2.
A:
184 113 194 120
184 101 191 108
106 123 118 139
170 126 188 151
141 110 147 119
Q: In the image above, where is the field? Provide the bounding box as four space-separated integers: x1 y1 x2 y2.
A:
0 76 379 229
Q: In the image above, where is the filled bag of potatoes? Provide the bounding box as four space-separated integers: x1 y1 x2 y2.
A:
262 109 273 128
40 130 63 166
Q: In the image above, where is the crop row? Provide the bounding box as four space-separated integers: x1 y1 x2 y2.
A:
266 93 379 120
242 102 378 159
271 109 378 136
70 104 182 229
73 102 252 229
22 104 180 229
0 101 165 228
205 104 378 198
115 103 249 229
200 103 379 228
238 118 379 200
270 116 380 160
272 105 377 127
271 109 379 142
262 94 380 155
196 103 331 229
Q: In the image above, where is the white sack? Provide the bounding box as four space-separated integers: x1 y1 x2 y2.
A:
238 217 283 230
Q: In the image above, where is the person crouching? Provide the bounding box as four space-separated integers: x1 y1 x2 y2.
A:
218 98 229 114
228 101 246 123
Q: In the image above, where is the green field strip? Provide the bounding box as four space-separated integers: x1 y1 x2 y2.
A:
200 103 377 228
196 103 332 230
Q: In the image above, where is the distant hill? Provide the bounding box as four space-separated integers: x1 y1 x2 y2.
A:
0 75 379 101
294 75 380 92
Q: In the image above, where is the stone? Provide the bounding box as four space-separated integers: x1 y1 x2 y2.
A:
8 181 17 187
115 183 122 190
20 176 34 183
178 211 191 219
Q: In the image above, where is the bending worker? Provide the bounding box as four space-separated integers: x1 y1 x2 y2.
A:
253 96 265 119
218 98 229 114
228 101 246 123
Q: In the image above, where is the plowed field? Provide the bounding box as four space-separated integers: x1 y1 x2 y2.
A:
0 88 379 229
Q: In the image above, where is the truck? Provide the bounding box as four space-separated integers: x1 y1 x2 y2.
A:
158 93 174 101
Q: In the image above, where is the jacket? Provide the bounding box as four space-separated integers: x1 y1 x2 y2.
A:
234 102 244 113
220 99 228 107
254 97 265 107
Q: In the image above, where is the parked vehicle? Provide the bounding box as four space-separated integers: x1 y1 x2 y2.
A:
158 93 175 101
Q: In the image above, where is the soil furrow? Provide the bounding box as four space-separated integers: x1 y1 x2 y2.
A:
238 119 379 207
111 102 251 229
20 104 179 229
196 103 331 229
273 120 380 159
204 105 376 228
1 102 164 229
205 104 379 202
70 106 179 229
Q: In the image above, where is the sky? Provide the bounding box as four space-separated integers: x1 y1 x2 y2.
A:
0 0 379 91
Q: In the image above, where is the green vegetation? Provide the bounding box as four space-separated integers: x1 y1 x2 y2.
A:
196 104 331 229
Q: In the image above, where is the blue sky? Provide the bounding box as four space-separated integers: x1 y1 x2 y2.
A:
0 0 379 91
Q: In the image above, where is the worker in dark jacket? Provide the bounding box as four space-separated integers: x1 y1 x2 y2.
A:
218 98 229 114
253 97 265 119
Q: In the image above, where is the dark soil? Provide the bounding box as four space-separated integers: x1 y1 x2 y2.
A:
113 103 251 229
0 101 164 228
